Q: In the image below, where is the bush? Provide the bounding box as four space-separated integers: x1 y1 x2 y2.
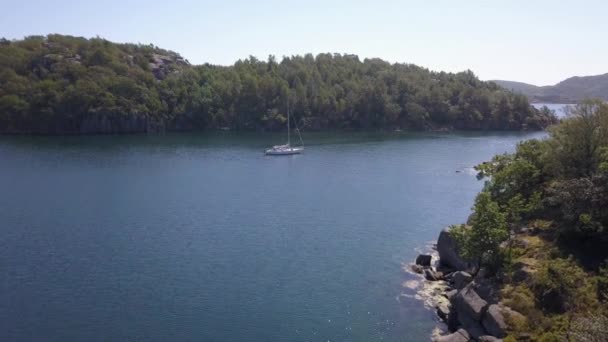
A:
532 257 597 314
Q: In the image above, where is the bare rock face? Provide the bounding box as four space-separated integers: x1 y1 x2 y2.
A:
434 328 470 342
416 254 433 266
482 305 507 338
454 283 488 321
148 53 190 80
437 228 470 271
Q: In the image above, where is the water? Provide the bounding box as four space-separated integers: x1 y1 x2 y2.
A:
0 131 547 342
532 102 575 118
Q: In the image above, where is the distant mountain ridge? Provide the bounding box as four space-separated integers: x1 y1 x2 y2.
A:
493 73 608 103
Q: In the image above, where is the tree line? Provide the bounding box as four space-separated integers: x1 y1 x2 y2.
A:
0 34 556 134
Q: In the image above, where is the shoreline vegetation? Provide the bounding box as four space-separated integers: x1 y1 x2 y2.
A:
410 100 608 341
0 35 556 135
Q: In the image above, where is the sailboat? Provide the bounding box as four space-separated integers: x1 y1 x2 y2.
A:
265 100 304 155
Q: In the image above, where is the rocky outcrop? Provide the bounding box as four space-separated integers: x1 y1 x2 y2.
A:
452 271 473 290
149 53 190 80
437 228 471 271
458 312 486 339
482 304 507 338
428 228 514 341
434 329 470 342
416 254 432 266
437 303 451 321
454 283 488 321
445 289 458 301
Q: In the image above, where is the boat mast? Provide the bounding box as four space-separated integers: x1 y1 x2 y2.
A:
287 97 290 146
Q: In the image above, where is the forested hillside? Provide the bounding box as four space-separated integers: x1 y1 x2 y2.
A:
0 35 556 134
449 99 608 340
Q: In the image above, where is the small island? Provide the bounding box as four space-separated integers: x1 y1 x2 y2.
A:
0 35 556 135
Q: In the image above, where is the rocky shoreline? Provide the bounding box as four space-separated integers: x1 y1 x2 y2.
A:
410 228 525 342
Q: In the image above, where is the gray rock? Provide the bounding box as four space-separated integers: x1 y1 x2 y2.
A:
471 280 498 303
452 271 473 290
437 228 470 271
482 304 507 338
411 264 424 274
445 289 458 301
454 283 488 321
458 311 486 340
447 310 459 332
416 254 433 266
478 336 502 342
425 268 440 281
434 329 470 342
437 303 451 322
437 260 456 274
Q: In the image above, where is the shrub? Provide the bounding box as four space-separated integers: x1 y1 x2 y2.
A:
532 257 597 314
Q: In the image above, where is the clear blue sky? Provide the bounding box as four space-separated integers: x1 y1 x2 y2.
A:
2 0 606 85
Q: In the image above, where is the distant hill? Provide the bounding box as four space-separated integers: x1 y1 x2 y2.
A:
493 74 608 103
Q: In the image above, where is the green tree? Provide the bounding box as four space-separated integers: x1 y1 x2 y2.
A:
460 192 509 272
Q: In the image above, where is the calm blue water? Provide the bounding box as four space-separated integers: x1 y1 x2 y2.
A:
0 131 546 342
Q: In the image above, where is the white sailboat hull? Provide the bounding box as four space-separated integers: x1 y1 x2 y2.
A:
265 146 303 155
265 99 304 156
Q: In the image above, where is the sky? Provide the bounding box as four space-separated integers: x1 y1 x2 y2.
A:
1 0 606 85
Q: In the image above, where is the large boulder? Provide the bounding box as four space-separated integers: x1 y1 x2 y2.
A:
416 254 433 266
470 279 499 303
482 304 507 337
434 329 470 342
452 271 473 290
454 283 488 321
458 311 486 340
447 309 460 332
437 228 470 271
